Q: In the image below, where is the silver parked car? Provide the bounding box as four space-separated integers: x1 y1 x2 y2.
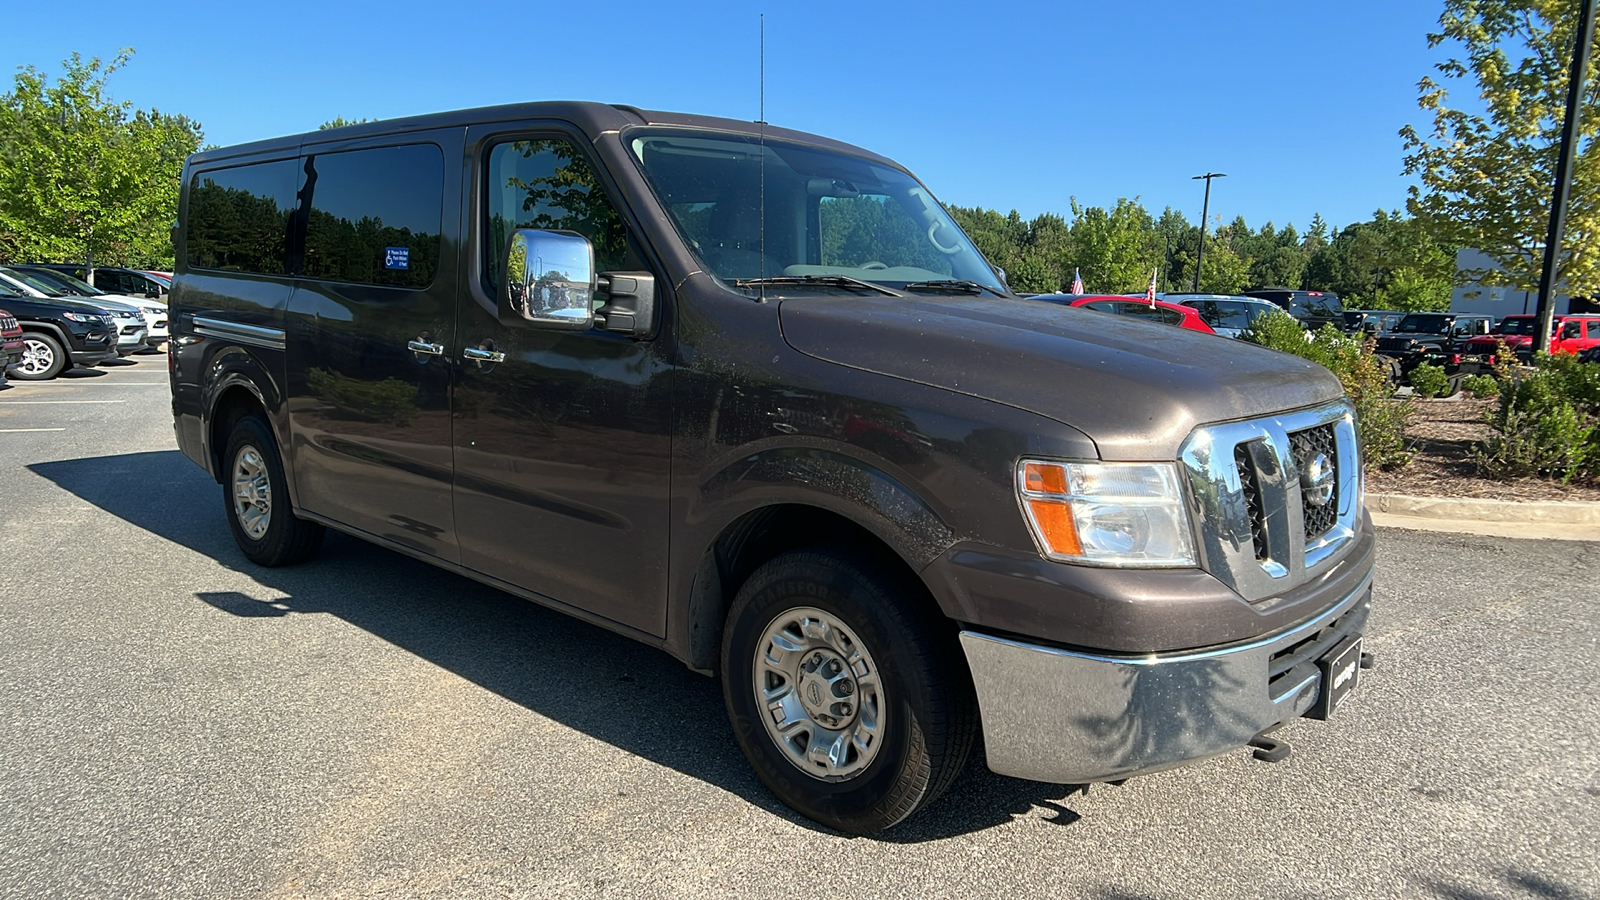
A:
1163 293 1286 339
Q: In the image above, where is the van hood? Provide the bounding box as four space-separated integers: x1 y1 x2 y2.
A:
779 295 1344 460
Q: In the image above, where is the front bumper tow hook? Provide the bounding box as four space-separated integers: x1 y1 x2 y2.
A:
1360 651 1376 670
1249 734 1292 763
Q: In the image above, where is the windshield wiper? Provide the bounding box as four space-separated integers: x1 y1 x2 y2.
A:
733 275 900 297
901 279 995 296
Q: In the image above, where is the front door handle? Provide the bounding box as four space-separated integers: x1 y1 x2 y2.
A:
408 339 445 356
463 346 506 364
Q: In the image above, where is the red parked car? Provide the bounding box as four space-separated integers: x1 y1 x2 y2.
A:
1030 293 1218 334
1456 313 1600 367
0 306 24 384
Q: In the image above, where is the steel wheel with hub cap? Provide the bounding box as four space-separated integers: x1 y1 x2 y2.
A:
721 548 977 834
221 414 325 567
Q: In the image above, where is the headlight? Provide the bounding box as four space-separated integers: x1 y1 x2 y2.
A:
61 312 99 323
1016 459 1198 568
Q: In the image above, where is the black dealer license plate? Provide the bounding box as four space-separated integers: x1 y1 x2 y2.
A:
1310 636 1362 720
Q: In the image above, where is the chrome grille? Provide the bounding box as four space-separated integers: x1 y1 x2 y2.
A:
1290 425 1339 540
1179 401 1361 603
1234 443 1268 560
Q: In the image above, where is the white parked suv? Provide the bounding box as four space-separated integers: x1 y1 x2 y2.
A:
0 266 168 349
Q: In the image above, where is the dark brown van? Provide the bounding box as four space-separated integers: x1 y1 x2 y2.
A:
169 102 1375 833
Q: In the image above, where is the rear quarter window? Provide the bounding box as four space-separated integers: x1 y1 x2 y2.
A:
185 159 300 275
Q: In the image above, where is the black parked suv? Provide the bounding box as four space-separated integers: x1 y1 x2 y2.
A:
0 286 119 380
1374 312 1496 376
1241 287 1345 331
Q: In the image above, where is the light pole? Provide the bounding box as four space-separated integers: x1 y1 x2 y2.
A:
1534 0 1595 354
1191 172 1226 291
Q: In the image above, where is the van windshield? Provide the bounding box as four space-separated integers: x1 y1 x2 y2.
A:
628 131 1005 294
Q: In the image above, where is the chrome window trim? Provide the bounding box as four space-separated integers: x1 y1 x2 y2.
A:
1178 400 1359 602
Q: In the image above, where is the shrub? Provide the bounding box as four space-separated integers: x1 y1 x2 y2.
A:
1460 374 1500 398
1408 362 1450 399
1475 352 1600 482
1242 312 1412 467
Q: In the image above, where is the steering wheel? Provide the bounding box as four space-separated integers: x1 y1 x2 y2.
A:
859 261 888 270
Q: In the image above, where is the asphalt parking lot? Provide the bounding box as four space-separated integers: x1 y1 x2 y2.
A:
2 354 1597 899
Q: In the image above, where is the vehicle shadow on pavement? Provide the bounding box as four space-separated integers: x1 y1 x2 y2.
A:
1424 869 1590 900
29 449 1095 842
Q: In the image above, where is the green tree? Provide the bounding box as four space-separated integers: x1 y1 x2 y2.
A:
1065 197 1159 293
319 116 373 130
0 50 201 270
1401 0 1600 296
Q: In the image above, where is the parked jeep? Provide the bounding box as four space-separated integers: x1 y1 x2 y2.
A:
170 102 1375 833
1455 314 1600 370
1373 312 1495 376
0 288 118 380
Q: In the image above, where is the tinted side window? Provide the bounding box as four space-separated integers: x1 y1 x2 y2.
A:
484 138 627 291
186 160 298 275
302 144 443 288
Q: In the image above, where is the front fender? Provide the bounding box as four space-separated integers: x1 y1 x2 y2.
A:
698 445 956 569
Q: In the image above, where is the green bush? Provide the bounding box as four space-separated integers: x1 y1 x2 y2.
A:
1242 312 1412 467
1460 374 1500 398
1475 352 1600 482
1407 362 1450 398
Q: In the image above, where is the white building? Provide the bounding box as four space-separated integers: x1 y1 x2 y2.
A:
1449 248 1595 318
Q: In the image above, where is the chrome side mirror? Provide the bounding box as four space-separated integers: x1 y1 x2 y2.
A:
499 229 595 331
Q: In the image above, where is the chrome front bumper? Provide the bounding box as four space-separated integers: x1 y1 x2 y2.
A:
959 572 1371 784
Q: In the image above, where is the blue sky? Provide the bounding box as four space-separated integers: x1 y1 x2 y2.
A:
5 0 1456 236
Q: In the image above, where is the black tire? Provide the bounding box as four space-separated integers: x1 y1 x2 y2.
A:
720 548 977 834
221 414 324 566
1444 373 1465 397
13 333 67 381
1374 354 1401 389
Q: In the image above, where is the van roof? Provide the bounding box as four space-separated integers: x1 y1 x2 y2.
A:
187 100 896 169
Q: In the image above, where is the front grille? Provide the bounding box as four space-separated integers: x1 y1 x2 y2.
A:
1375 337 1413 354
1235 443 1268 560
1178 401 1360 604
1267 603 1366 692
0 315 16 331
1290 425 1339 540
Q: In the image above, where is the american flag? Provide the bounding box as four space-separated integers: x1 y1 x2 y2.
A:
1145 268 1158 306
1071 268 1084 294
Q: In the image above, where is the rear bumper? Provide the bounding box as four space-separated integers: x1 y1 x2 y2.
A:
960 571 1371 784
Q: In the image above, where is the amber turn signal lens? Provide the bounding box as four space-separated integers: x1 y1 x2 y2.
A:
1024 462 1067 494
1026 499 1082 555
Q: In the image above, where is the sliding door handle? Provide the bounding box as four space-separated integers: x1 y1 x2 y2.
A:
463 346 506 364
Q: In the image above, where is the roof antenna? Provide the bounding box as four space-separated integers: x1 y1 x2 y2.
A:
757 13 767 302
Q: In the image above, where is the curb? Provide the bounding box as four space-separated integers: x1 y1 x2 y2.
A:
1368 492 1600 541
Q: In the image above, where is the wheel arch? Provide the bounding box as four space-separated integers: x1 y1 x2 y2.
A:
199 347 298 508
675 448 961 674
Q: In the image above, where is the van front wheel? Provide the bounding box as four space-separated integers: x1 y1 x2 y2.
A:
222 414 324 567
720 549 976 834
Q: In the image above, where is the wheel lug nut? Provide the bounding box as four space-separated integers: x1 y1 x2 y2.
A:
836 680 855 696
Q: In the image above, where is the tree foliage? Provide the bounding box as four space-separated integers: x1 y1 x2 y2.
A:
0 49 202 270
948 196 1453 308
1401 0 1600 296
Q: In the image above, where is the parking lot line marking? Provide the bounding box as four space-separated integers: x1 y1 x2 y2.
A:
0 428 67 432
0 400 126 404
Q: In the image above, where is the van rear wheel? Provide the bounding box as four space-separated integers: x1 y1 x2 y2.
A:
720 548 976 833
222 414 324 566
